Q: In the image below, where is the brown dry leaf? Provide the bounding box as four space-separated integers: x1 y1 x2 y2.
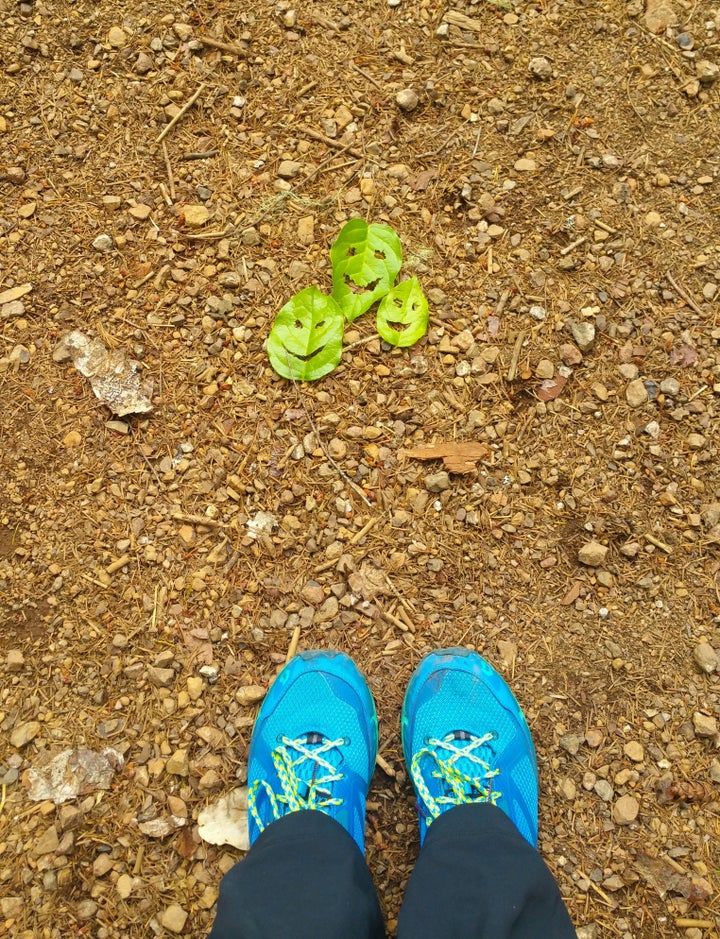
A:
669 343 698 367
634 851 712 905
536 375 568 402
412 169 437 191
175 826 197 859
561 581 582 606
402 441 490 474
656 778 716 805
347 562 388 601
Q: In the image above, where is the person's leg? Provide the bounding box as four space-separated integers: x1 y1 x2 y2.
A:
210 810 385 939
397 803 575 938
398 648 575 939
208 650 385 939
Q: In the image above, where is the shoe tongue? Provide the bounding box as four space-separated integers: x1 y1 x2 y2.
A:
305 731 325 745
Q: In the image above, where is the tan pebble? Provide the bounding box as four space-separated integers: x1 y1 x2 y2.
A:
623 741 644 762
62 430 82 448
235 685 267 706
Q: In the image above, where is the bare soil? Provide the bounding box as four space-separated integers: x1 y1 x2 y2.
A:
1 0 720 937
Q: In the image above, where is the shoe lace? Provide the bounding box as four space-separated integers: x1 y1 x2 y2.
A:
410 731 502 822
248 733 346 834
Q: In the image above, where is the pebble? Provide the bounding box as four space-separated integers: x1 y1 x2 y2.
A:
235 685 267 706
6 649 25 671
693 642 718 674
92 234 114 252
107 26 127 48
278 160 303 179
692 712 717 737
10 720 41 747
187 676 203 701
585 728 604 748
129 203 151 220
578 541 608 567
424 471 451 493
69 68 84 84
660 377 679 396
623 741 644 762
625 379 648 408
571 321 596 352
535 359 554 379
594 779 614 802
183 205 211 227
396 88 419 111
148 666 175 688
612 794 639 825
116 873 133 899
696 59 719 85
134 51 154 75
560 733 581 755
161 903 188 934
514 158 537 172
298 215 315 246
559 778 576 800
166 749 189 776
687 433 706 450
528 56 552 80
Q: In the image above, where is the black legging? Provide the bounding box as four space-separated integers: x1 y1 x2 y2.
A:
208 803 576 938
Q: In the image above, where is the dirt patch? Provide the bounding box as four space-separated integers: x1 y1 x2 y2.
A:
1 0 720 937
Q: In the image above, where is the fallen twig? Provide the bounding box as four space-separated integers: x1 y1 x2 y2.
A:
296 123 364 159
180 149 219 161
198 36 249 57
666 272 705 315
161 140 176 202
507 330 527 382
156 83 206 144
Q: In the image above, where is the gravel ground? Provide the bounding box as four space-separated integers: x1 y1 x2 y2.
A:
1 0 720 936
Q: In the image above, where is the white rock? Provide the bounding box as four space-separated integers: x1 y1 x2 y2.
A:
92 234 113 252
571 321 595 352
198 787 250 851
529 56 552 80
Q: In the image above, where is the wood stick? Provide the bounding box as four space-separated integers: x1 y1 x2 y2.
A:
180 149 219 161
156 83 206 144
161 140 176 202
296 123 364 159
645 533 673 553
560 236 586 256
351 62 384 91
666 272 705 315
350 515 381 545
106 554 130 575
171 512 223 529
198 36 248 57
286 625 301 663
507 330 526 382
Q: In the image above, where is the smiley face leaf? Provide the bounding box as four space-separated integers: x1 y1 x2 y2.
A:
267 286 345 381
376 277 429 347
330 219 403 322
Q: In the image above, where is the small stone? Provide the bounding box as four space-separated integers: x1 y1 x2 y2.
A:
161 903 188 934
92 234 114 252
514 158 537 172
278 160 303 179
148 666 175 688
624 741 644 762
655 171 671 187
693 642 718 674
559 778 576 800
166 749 189 776
235 685 267 706
174 22 193 41
710 760 720 784
69 68 84 84
578 541 608 567
585 728 604 748
612 794 639 825
187 676 203 700
183 205 211 227
535 359 554 379
129 203 151 220
108 26 127 48
559 733 582 755
559 342 583 366
6 650 25 671
298 215 315 246
32 824 59 856
1 897 23 918
102 194 122 212
241 227 261 246
644 210 662 227
594 779 614 802
76 900 98 920
134 51 154 75
116 873 133 899
396 88 419 111
676 32 694 49
571 321 596 352
692 712 717 738
687 433 706 450
424 471 451 493
696 59 719 86
660 378 680 396
626 379 648 408
528 56 552 80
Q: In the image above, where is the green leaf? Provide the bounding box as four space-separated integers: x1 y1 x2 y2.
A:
330 219 403 322
267 286 345 381
376 277 429 347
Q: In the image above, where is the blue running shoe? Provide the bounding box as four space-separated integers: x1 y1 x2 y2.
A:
247 650 378 854
402 647 538 846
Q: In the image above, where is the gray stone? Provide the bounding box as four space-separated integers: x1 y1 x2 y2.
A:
147 666 174 688
278 160 302 179
396 88 419 111
528 56 552 80
571 321 596 352
424 471 451 493
660 378 680 396
92 234 113 252
692 712 718 738
593 778 614 802
694 642 718 674
135 51 154 75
